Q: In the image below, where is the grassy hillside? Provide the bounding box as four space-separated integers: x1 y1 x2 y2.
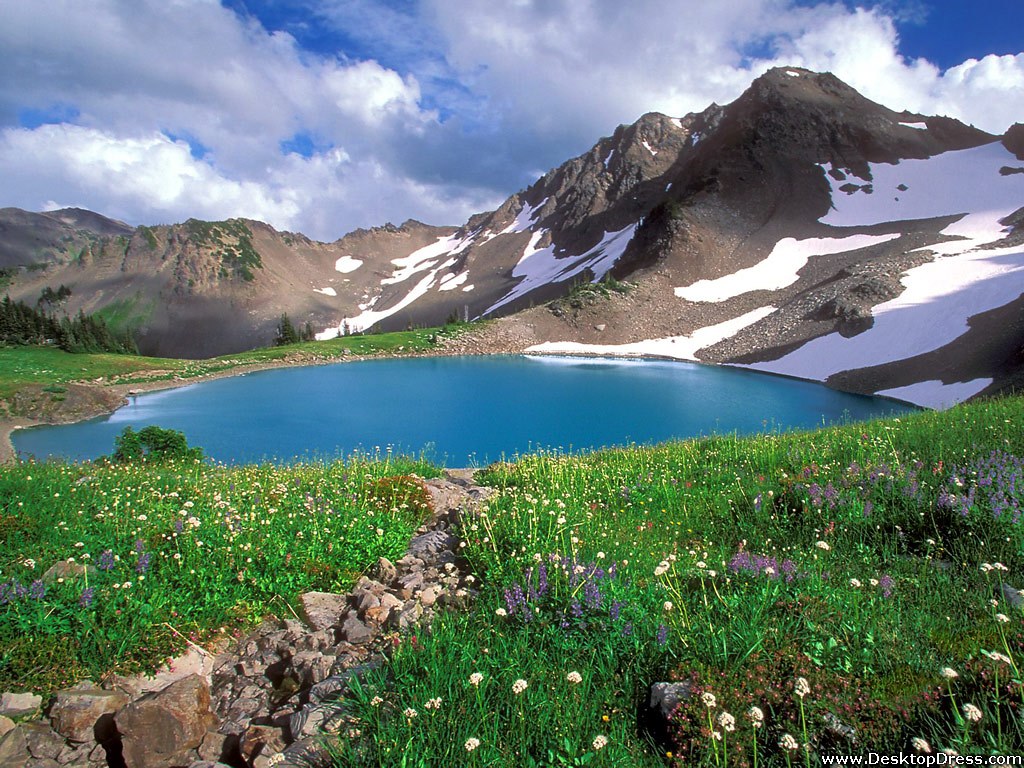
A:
0 324 470 402
1 394 1022 764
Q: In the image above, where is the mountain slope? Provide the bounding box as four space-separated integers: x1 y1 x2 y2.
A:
2 67 1022 406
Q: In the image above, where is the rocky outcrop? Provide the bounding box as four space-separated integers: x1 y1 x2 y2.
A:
0 470 492 768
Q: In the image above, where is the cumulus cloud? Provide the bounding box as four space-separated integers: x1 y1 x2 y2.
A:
0 0 1020 240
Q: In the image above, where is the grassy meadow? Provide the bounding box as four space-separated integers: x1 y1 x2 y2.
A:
1 386 1023 765
0 323 468 401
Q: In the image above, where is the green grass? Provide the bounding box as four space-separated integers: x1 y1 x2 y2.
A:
333 396 1024 765
0 324 473 402
94 295 156 337
4 383 1024 763
0 453 441 692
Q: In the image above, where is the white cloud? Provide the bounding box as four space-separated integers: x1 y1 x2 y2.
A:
0 0 1020 240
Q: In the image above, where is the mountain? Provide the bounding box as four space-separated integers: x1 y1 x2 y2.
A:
2 67 1022 406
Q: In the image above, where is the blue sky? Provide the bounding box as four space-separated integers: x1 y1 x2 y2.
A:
0 0 1021 240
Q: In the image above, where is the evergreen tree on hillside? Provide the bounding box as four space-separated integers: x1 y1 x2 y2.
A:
274 313 300 346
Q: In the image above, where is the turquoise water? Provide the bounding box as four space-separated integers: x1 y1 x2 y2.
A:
13 355 916 466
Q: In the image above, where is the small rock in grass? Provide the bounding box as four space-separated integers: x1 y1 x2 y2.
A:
40 561 95 586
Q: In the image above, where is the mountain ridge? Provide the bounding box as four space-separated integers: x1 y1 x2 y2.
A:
2 67 1022 406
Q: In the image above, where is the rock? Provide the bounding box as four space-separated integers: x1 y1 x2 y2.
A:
28 760 59 768
298 592 348 632
368 557 397 585
419 585 441 607
395 573 423 600
0 693 42 719
649 681 692 719
49 685 128 744
19 722 63 760
187 763 234 768
0 717 12 739
392 601 423 630
114 675 218 768
407 531 457 561
1001 582 1024 609
196 730 231 763
354 589 380 615
594 324 606 331
277 737 334 768
40 561 95 586
340 614 373 645
0 725 29 767
240 724 286 765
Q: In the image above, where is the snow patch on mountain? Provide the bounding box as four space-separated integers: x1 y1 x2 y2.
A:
527 306 776 361
334 255 363 274
499 197 549 235
877 379 993 409
675 233 900 302
438 271 470 291
382 234 462 285
313 287 337 296
486 225 638 315
899 121 927 130
744 141 1024 404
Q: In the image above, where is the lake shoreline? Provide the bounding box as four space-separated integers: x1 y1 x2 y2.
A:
0 322 536 463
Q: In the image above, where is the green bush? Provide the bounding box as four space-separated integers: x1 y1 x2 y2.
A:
111 425 204 464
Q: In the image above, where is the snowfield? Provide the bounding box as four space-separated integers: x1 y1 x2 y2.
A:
746 141 1024 405
486 225 638 315
675 233 900 302
526 307 776 361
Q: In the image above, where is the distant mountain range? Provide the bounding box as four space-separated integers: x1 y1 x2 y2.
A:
2 67 1022 406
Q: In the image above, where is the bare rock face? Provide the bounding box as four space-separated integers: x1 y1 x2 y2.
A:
114 675 218 768
49 684 128 744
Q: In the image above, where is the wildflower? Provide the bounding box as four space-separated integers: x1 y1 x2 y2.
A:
696 561 707 569
424 697 442 710
656 624 669 646
849 578 862 588
370 696 383 707
717 711 736 732
983 650 1012 665
794 677 811 698
567 671 583 685
592 735 608 750
512 679 528 695
996 613 1010 624
815 541 831 551
464 737 480 752
747 706 764 728
981 563 994 573
654 561 670 576
940 667 959 680
22 559 35 570
78 587 95 608
403 707 418 719
962 703 983 723
663 601 673 612
28 580 45 600
911 737 931 753
779 733 799 751
495 608 507 617
701 692 717 709
469 672 483 686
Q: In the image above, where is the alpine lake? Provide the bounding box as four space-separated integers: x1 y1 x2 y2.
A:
13 355 916 466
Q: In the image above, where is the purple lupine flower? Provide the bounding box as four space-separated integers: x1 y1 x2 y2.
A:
98 550 115 571
656 624 669 646
862 500 873 517
879 574 894 598
29 580 45 600
621 622 633 637
609 600 622 621
173 519 184 534
79 587 95 608
536 564 548 597
136 552 152 575
753 493 763 513
134 539 145 553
